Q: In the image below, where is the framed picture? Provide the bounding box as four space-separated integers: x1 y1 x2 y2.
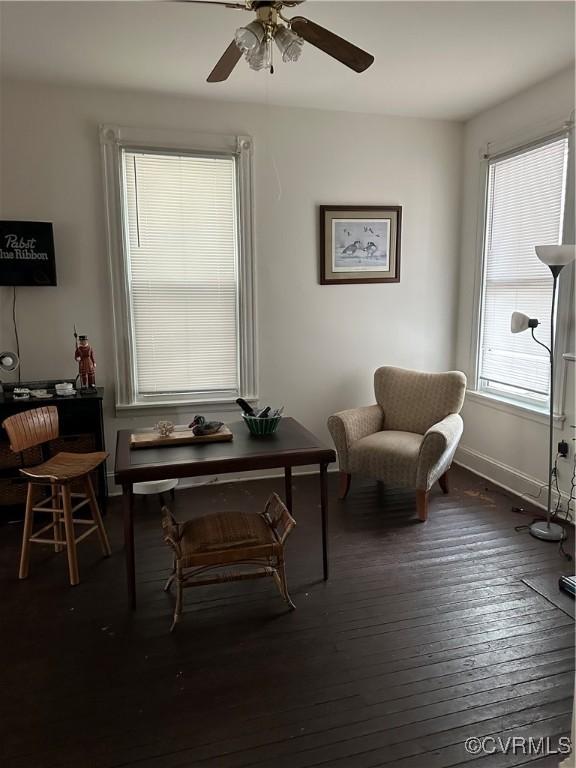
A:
319 205 402 285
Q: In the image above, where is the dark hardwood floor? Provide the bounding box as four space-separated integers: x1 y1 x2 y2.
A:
0 466 574 768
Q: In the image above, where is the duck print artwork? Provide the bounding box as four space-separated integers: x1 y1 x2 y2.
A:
332 218 390 272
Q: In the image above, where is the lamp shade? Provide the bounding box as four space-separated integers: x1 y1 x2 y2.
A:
510 312 539 334
535 245 576 267
234 21 265 53
274 25 303 62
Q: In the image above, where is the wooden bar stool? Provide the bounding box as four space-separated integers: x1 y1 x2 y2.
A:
2 405 111 585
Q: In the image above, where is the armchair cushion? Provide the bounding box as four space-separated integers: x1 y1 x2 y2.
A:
349 430 423 487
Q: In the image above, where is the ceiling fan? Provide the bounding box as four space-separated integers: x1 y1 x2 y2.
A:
182 0 374 82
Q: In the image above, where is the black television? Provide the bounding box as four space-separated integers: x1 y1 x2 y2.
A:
0 221 57 286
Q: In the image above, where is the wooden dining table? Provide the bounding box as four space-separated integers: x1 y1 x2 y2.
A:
114 417 336 607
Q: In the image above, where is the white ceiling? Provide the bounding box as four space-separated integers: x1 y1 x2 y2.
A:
0 1 574 120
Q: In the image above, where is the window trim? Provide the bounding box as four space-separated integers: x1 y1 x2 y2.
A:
100 125 258 411
470 121 574 419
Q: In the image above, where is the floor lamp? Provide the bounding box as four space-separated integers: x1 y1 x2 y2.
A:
510 244 575 542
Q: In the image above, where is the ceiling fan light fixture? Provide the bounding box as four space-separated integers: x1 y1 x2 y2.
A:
246 37 272 71
234 20 265 53
274 25 303 63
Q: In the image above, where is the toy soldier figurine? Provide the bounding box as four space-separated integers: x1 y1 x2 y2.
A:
74 333 96 389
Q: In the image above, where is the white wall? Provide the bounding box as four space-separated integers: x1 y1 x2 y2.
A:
455 67 576 505
0 80 463 486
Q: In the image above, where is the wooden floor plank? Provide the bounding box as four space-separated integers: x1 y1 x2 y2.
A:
0 466 573 768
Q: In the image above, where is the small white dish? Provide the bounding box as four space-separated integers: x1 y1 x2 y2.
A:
31 390 52 399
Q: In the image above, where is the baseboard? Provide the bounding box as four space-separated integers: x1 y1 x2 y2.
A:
106 465 339 497
455 445 571 515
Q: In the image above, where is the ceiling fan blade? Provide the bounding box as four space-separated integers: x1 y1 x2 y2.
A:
207 41 242 82
290 16 374 73
177 1 249 9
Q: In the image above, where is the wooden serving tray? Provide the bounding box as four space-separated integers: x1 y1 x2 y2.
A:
130 425 233 449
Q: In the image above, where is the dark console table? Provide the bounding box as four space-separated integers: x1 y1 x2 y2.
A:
0 383 107 514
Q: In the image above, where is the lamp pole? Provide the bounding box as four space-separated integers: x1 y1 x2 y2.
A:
530 266 564 541
545 271 557 531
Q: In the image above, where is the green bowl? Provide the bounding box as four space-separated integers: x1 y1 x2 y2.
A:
242 414 282 436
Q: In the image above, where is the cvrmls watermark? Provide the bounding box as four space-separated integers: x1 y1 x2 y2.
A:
464 736 572 756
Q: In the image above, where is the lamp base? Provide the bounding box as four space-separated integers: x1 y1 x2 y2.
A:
529 520 566 542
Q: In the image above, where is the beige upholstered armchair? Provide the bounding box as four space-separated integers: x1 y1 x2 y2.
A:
328 367 466 521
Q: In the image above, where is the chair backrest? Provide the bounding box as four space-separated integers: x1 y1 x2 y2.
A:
2 406 59 453
374 366 466 434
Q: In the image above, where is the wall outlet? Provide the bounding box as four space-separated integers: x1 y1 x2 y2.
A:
558 440 569 458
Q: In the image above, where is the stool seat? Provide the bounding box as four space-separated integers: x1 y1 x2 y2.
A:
20 451 108 482
177 510 279 567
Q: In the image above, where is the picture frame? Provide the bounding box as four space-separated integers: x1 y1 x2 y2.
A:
319 205 402 285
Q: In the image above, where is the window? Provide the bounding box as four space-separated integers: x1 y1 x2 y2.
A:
477 134 569 407
101 126 256 409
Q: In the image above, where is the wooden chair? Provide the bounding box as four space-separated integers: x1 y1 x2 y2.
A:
2 406 111 585
162 493 296 630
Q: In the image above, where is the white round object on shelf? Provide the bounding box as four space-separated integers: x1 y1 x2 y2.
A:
133 479 178 496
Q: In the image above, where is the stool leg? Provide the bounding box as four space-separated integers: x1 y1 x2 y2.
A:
170 564 183 632
19 483 35 580
84 474 111 557
51 482 63 553
275 555 295 610
164 557 176 592
62 485 80 586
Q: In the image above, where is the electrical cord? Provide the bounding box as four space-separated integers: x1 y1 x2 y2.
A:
559 534 572 561
559 448 576 561
522 482 547 502
552 456 573 524
513 452 573 559
12 286 21 383
513 454 572 523
567 442 576 521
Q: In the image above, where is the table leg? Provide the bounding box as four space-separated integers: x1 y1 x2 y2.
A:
284 466 293 512
320 462 329 580
122 483 136 608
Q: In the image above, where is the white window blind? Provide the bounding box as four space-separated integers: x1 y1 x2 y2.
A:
122 150 240 397
478 135 569 403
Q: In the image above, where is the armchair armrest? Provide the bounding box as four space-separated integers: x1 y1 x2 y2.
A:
416 413 463 491
327 405 383 472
